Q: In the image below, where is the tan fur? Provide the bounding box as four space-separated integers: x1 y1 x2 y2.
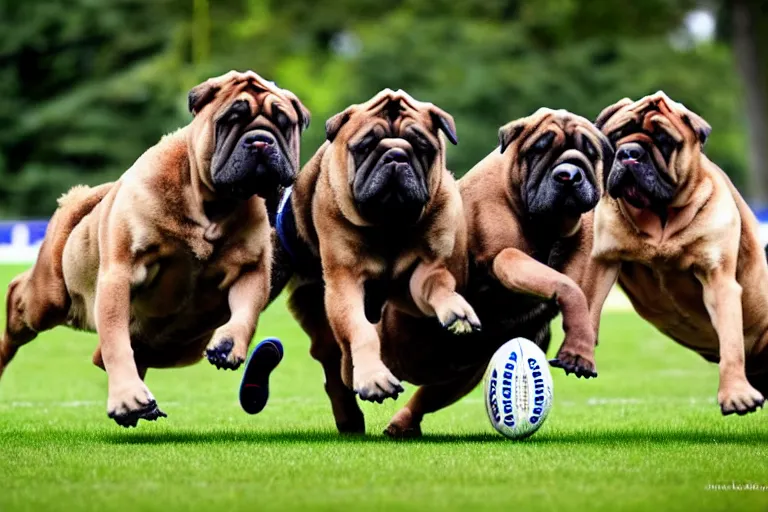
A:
286 89 478 433
591 91 767 415
0 70 309 426
381 109 614 437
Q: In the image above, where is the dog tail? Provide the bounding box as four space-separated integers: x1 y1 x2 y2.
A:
57 184 107 209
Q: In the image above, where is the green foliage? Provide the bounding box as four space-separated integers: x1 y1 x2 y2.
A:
0 0 748 216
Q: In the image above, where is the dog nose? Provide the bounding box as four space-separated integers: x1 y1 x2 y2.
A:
244 132 276 150
381 148 410 164
616 143 645 164
552 163 584 185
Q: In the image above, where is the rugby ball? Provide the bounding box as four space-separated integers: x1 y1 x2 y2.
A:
484 337 554 439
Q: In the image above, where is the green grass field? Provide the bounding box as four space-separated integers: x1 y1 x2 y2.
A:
1 264 767 511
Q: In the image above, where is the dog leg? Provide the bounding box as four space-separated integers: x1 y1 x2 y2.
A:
311 333 366 434
206 263 269 370
289 282 364 433
97 260 165 427
0 272 67 380
324 269 403 402
696 266 765 415
492 247 597 378
384 367 485 439
92 346 147 380
409 261 481 335
2 185 111 381
562 244 621 343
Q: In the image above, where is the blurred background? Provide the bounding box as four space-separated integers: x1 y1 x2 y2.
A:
1 0 767 219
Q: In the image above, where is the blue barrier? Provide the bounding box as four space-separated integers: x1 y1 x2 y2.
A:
0 220 49 263
3 209 768 264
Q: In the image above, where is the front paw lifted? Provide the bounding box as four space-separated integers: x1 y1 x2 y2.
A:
353 361 404 403
436 293 482 335
206 336 246 370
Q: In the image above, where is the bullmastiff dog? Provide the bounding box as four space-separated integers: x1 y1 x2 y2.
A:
273 89 480 433
591 91 767 416
380 108 615 437
0 70 310 426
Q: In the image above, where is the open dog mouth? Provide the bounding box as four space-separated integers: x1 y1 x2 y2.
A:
623 182 651 209
611 170 652 209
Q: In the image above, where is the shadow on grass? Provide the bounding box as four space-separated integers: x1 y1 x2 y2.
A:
92 428 768 446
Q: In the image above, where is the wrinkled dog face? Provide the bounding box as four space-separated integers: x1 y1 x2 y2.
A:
595 91 711 211
499 109 611 218
188 70 310 199
325 89 458 226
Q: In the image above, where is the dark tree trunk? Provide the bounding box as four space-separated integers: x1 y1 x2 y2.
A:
731 0 768 206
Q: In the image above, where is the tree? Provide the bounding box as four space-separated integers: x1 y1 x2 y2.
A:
0 0 752 216
720 0 768 206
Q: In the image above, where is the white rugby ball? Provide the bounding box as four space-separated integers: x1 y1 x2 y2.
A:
484 337 554 439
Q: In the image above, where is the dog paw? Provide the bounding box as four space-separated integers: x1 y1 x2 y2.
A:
436 293 481 335
549 348 597 379
353 361 403 403
718 381 765 416
205 336 246 370
384 423 422 439
384 408 422 439
107 380 167 428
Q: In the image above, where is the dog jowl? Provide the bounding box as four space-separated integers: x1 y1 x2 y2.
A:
0 70 310 427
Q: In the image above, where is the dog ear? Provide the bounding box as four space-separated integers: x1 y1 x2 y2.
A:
681 110 711 147
595 98 633 131
326 109 352 142
498 119 527 154
188 80 220 116
595 131 615 188
285 92 311 132
429 106 458 146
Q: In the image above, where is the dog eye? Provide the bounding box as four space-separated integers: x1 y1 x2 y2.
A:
609 123 638 143
224 101 250 124
273 108 293 135
351 133 378 153
583 139 597 161
531 132 555 153
410 134 432 152
654 131 677 160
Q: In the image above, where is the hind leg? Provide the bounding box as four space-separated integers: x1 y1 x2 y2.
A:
0 270 69 379
289 281 365 434
385 366 485 438
0 185 105 380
